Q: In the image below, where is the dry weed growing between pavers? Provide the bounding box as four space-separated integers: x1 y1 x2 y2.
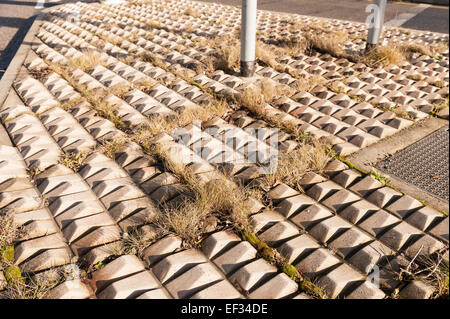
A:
121 225 163 258
373 103 415 120
419 252 449 299
293 74 328 92
68 49 106 71
184 6 200 18
209 35 241 73
263 139 332 190
59 151 90 172
304 32 349 59
140 51 169 71
361 45 406 67
149 144 256 246
398 250 449 299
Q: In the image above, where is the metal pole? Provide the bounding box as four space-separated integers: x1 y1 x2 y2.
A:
240 0 257 77
366 0 386 51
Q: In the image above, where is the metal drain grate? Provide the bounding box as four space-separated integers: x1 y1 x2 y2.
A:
376 126 449 202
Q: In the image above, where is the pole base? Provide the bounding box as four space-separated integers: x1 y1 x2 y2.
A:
240 61 255 77
365 43 377 53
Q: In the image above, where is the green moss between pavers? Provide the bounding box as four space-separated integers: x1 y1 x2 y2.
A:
4 265 23 284
239 229 328 299
1 246 15 264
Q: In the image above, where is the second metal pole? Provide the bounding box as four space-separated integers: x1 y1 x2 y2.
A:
366 0 387 51
241 0 257 77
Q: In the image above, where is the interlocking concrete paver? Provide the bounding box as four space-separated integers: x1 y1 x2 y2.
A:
97 270 161 299
165 263 223 299
189 280 242 299
249 273 298 299
317 264 364 298
45 280 93 299
153 249 208 283
213 241 257 275
399 281 435 299
229 259 278 292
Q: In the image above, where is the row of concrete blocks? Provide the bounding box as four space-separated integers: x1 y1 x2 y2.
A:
64 8 447 120
0 143 302 299
2 73 315 299
50 4 445 126
45 231 312 299
39 20 213 112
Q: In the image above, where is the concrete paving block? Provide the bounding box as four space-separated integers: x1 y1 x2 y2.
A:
339 200 379 224
399 281 435 299
45 280 92 299
258 221 301 246
201 230 241 259
275 194 316 218
249 210 285 233
97 270 161 299
37 174 89 198
405 207 444 231
348 240 393 274
428 217 449 243
63 212 116 243
306 181 342 202
358 209 401 237
140 172 178 194
249 273 298 299
14 233 68 265
349 176 384 197
0 188 42 213
317 263 364 298
345 280 386 299
20 247 72 273
91 255 147 292
290 204 334 230
229 258 278 293
295 248 341 277
404 234 446 259
333 169 363 188
136 288 172 299
20 220 59 241
366 187 403 209
50 193 104 224
107 196 156 223
93 178 146 209
36 164 74 179
379 222 422 251
82 241 123 267
279 234 321 264
12 208 52 227
384 195 424 219
190 280 242 299
328 227 372 258
165 263 223 299
212 241 257 275
142 235 183 266
130 166 161 184
321 189 361 213
309 216 352 243
266 184 299 202
152 249 208 283
70 225 121 256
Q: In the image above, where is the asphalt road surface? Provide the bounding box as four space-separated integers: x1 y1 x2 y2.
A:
0 0 449 79
0 0 76 80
